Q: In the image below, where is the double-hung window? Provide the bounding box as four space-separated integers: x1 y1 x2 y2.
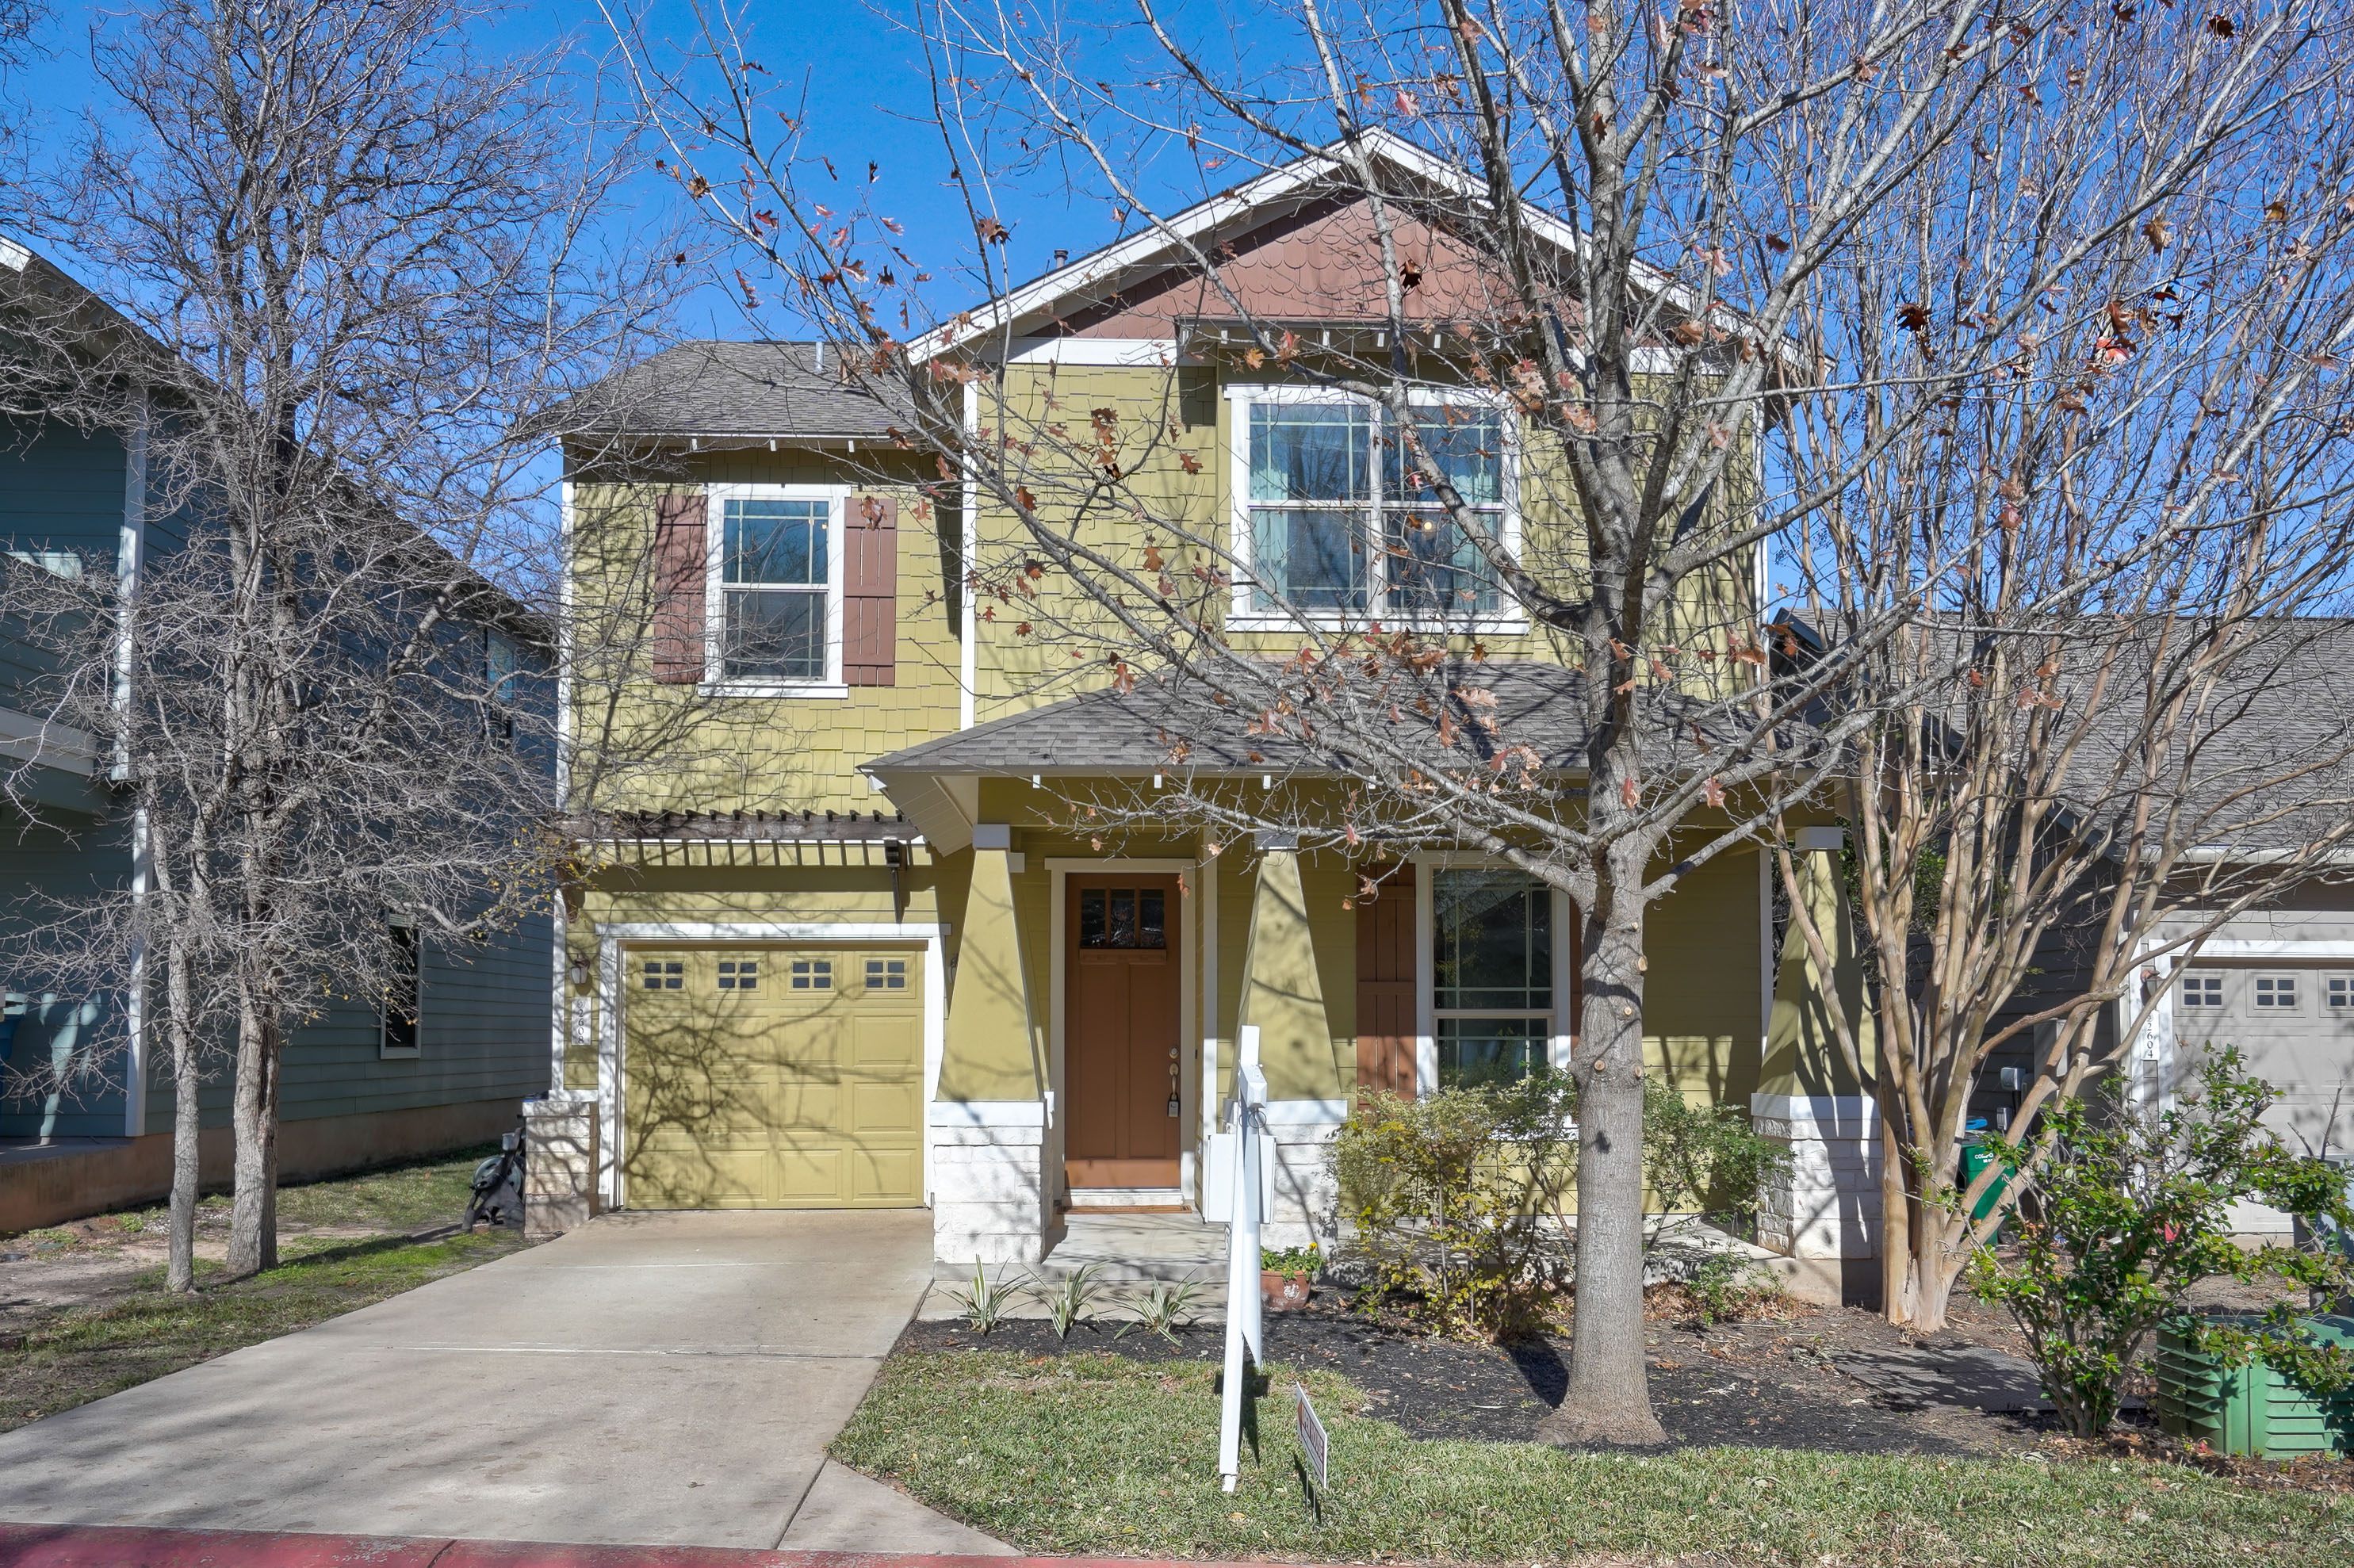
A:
1432 869 1556 1088
1234 392 1512 625
719 495 832 683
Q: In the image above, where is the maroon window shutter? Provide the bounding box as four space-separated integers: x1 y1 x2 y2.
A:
843 494 898 686
651 492 708 685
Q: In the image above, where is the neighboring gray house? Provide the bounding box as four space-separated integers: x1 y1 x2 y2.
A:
0 238 553 1233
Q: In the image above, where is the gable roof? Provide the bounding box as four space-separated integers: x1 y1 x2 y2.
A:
911 128 1778 363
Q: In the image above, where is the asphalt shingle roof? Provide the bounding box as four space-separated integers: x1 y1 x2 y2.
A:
587 341 901 438
862 660 1769 777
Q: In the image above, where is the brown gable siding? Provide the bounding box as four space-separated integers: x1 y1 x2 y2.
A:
1058 195 1521 338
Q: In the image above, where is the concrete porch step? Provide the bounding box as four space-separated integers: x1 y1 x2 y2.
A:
920 1212 1233 1320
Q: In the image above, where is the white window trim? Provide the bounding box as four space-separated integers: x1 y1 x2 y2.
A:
1223 384 1527 635
1411 852 1573 1094
700 481 851 698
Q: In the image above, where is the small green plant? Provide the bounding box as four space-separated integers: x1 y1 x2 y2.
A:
1260 1242 1320 1278
1642 1079 1793 1246
1968 1049 2354 1437
1028 1261 1108 1338
1331 1072 1578 1337
1121 1279 1204 1344
947 1260 1020 1333
1683 1250 1783 1326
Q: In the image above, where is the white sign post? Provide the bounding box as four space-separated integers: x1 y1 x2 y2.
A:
1293 1382 1328 1491
1216 1052 1267 1493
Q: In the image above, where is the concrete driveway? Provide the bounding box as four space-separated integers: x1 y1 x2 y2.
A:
0 1210 1010 1553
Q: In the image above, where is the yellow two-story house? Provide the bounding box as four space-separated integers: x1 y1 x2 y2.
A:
551 136 1872 1280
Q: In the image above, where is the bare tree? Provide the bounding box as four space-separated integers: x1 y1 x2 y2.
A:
612 0 2354 1440
0 0 672 1286
1772 94 2354 1327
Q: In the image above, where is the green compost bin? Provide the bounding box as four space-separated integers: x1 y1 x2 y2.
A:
2153 1314 2354 1459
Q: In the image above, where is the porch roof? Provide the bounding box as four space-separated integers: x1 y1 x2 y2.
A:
861 660 1618 780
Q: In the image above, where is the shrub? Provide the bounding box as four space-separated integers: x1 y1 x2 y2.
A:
1331 1071 1578 1337
1966 1049 2354 1437
1642 1079 1793 1243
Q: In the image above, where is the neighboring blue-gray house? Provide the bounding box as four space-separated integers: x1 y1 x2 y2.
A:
0 236 554 1232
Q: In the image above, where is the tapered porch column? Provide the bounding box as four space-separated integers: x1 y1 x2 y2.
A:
1751 825 1881 1272
932 824 1051 1265
1236 832 1344 1249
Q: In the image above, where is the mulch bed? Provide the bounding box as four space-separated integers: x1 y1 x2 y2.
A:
898 1288 2119 1459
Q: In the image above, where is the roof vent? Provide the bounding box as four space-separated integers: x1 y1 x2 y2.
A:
1053 248 1069 269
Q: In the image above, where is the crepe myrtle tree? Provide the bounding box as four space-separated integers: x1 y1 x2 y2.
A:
1770 77 2354 1329
0 0 675 1288
612 0 2354 1440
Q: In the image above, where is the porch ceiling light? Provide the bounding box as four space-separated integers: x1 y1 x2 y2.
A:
1261 774 1273 790
1153 773 1164 789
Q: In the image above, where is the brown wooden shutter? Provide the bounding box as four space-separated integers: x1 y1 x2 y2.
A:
843 493 898 686
651 492 707 685
1354 862 1417 1096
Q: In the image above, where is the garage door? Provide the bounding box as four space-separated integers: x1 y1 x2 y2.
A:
2176 964 2354 1157
623 947 924 1208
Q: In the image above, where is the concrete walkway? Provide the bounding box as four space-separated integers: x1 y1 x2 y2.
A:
0 1211 1012 1555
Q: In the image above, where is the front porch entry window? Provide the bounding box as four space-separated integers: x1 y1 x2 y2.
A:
721 497 830 680
1240 396 1510 621
1433 869 1552 1087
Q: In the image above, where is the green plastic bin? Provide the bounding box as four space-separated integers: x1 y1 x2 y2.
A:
2153 1314 2354 1459
1958 1138 2016 1224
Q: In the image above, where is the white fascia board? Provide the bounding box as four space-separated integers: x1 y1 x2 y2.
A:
0 706 100 776
1005 337 1182 367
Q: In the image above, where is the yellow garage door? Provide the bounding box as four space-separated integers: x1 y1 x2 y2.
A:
623 947 924 1208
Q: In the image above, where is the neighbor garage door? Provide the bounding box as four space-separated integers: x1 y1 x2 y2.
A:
623 947 924 1208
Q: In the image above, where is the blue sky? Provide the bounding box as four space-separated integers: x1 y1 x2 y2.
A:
7 0 1153 338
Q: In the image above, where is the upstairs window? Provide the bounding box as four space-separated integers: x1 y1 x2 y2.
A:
1236 395 1510 623
722 498 830 682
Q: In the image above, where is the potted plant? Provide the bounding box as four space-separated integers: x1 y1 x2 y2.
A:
1261 1242 1319 1309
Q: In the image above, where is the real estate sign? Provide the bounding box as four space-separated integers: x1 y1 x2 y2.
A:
1293 1382 1327 1490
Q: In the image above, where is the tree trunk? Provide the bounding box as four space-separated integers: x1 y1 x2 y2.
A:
164 941 202 1293
1880 1102 1913 1325
226 1001 279 1278
1535 877 1666 1448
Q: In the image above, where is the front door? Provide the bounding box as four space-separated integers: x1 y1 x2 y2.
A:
1065 876 1182 1190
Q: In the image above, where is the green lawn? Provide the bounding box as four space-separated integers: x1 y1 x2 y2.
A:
2 1229 521 1432
72 1142 502 1237
831 1350 2354 1566
2 1145 523 1434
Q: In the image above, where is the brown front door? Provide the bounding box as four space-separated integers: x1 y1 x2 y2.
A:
1066 876 1182 1189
